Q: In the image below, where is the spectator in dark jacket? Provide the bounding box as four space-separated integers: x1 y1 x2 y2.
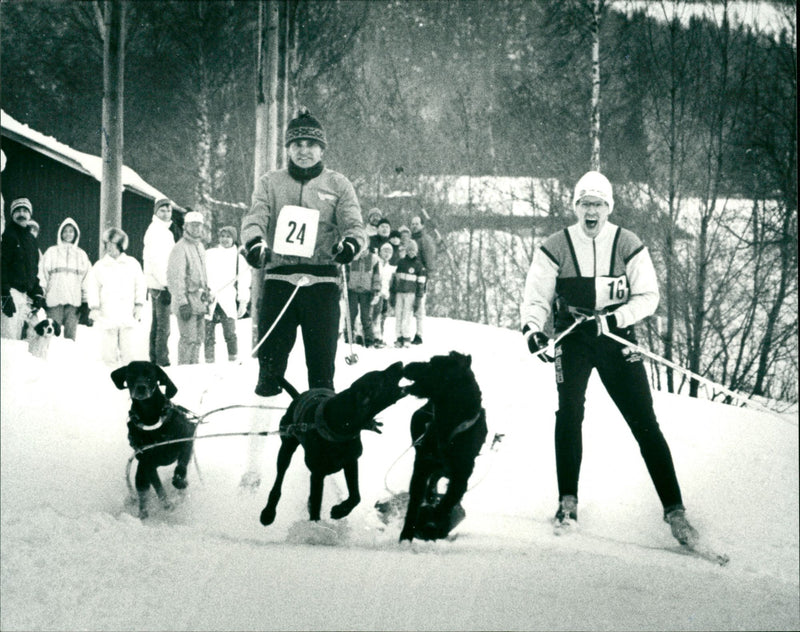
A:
1 198 46 339
410 215 436 344
391 239 426 348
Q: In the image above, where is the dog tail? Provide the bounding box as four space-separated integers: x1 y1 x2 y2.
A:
274 375 301 400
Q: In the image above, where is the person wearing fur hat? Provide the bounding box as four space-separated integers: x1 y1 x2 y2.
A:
1 198 46 340
167 210 211 365
519 170 698 548
143 197 176 366
86 228 146 367
241 107 367 396
204 225 250 363
365 207 383 238
40 217 91 341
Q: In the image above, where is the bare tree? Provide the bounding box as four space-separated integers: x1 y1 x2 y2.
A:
97 0 125 250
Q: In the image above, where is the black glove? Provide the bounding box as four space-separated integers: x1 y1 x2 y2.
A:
159 289 172 306
78 302 91 325
594 312 618 336
332 237 359 264
28 290 46 311
1 294 15 318
245 237 271 268
179 304 193 321
523 325 553 363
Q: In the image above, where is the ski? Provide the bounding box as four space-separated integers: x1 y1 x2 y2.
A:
672 543 730 566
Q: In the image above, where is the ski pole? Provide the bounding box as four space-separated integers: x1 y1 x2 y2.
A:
340 265 358 365
600 329 779 417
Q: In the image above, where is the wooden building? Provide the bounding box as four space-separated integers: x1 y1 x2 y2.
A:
1 109 180 264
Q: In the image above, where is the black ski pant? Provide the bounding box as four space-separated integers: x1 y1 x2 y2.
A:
257 279 340 390
553 329 684 512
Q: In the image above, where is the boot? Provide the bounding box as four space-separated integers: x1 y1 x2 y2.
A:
553 495 578 533
664 508 699 547
254 364 282 397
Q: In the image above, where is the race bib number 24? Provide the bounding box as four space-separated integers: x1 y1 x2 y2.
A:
272 205 320 258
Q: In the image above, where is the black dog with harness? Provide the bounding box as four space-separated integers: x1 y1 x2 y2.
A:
111 361 197 519
260 361 406 526
399 351 488 542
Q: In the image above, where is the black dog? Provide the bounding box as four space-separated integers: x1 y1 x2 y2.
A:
399 351 488 542
260 361 406 526
110 361 197 519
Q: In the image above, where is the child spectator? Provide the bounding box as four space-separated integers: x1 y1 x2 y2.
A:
387 229 403 265
391 239 426 347
370 241 396 348
40 218 91 341
86 228 146 368
346 247 377 347
205 225 250 362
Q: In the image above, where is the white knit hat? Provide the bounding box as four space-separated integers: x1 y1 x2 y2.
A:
184 211 204 225
573 171 614 213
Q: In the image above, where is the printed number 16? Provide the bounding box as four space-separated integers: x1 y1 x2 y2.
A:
608 278 627 300
286 221 306 245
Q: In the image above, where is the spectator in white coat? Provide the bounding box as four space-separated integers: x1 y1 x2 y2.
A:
87 228 146 368
205 225 250 362
40 217 91 340
143 198 176 366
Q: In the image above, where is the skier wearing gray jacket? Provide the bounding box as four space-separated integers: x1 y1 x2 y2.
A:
520 170 698 547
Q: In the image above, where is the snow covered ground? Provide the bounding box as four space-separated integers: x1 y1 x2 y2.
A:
1 313 798 631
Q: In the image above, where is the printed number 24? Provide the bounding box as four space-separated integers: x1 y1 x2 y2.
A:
285 221 306 245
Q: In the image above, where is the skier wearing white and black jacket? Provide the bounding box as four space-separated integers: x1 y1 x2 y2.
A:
520 170 698 547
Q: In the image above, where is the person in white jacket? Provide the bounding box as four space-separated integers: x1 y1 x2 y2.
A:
204 225 250 362
40 217 91 340
143 198 175 366
87 228 146 368
519 170 697 548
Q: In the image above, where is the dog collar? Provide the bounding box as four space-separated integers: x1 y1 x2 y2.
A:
130 402 174 431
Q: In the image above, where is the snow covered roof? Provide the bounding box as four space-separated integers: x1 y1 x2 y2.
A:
0 109 168 202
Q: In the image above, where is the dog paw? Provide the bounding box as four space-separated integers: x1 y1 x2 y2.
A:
260 506 276 526
138 507 149 520
172 473 188 490
330 500 358 520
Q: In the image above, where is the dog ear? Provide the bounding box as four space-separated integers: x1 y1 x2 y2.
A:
110 365 129 390
34 320 47 335
52 320 62 337
450 351 471 368
156 366 178 398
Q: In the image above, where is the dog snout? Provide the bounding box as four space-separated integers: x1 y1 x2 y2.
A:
130 381 157 400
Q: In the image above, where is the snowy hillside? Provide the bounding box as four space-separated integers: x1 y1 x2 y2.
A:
1 315 798 631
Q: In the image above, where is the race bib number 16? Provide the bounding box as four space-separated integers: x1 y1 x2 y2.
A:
272 205 320 258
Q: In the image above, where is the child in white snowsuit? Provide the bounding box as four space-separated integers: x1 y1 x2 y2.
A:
370 242 396 347
87 228 146 367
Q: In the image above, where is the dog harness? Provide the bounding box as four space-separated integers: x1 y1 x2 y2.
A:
127 402 195 450
283 387 343 441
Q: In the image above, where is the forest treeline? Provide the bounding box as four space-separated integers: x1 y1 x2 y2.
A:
1 1 796 404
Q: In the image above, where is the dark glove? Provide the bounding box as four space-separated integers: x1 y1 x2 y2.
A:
594 312 618 336
523 325 553 363
28 290 46 311
179 303 193 321
1 294 15 318
78 302 91 326
332 237 359 264
159 289 172 306
245 237 271 268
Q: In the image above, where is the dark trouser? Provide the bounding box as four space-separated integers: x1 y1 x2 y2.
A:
205 303 238 362
148 289 171 366
554 327 683 511
45 304 79 340
370 296 388 340
347 289 374 343
257 279 340 390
